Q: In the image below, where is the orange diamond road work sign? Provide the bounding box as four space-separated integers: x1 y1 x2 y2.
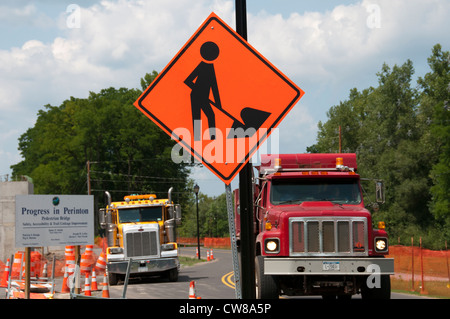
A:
134 12 304 184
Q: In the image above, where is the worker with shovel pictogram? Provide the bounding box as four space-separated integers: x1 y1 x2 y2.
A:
184 41 221 141
184 41 271 141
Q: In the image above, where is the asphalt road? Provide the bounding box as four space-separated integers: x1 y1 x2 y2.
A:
105 246 432 300
107 247 236 299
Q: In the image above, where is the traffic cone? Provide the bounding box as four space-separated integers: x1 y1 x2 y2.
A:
84 274 91 296
189 281 196 299
196 247 199 258
91 269 98 291
210 249 214 260
207 250 210 261
1 258 10 287
61 266 70 293
189 280 201 299
102 274 110 298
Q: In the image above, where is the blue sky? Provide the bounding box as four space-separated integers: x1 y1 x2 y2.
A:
0 0 449 196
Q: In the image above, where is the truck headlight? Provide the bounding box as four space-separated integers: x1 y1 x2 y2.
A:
265 238 280 253
375 238 388 252
161 243 176 251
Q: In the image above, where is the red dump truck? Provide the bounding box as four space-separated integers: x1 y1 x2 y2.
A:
234 153 393 299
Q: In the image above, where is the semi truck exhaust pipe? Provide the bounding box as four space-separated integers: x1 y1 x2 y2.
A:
105 191 111 207
168 187 173 203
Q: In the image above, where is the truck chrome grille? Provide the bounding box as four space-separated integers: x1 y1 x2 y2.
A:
125 231 158 258
289 217 368 256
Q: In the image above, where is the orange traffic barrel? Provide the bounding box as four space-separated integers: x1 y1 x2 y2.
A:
80 252 94 275
30 251 42 277
95 252 107 273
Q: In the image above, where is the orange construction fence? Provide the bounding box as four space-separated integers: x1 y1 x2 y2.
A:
387 243 450 296
388 245 450 282
178 237 231 249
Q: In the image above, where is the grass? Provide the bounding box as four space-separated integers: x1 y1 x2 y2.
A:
179 256 207 267
391 278 450 299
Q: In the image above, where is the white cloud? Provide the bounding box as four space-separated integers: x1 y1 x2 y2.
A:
249 0 450 85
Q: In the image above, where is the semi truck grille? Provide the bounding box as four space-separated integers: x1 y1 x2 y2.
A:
289 217 368 256
125 231 158 258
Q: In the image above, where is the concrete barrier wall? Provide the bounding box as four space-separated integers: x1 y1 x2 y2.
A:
0 181 34 262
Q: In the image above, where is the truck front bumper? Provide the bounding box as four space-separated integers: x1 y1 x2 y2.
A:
107 257 180 275
264 257 394 276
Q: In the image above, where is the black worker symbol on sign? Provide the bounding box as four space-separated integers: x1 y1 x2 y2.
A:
184 41 271 141
184 41 221 141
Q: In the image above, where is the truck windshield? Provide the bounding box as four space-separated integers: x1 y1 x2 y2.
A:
270 178 361 205
118 206 163 223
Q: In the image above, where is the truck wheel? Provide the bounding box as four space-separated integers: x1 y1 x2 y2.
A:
167 268 179 282
361 275 391 299
255 255 278 299
109 272 119 286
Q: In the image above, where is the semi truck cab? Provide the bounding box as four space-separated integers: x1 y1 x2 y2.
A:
99 187 181 285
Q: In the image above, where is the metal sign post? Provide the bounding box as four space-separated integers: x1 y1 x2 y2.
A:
225 184 241 299
235 0 256 299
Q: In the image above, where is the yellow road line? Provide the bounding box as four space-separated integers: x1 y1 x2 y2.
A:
221 271 235 289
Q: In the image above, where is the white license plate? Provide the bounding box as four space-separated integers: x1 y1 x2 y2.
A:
138 262 148 272
323 261 340 271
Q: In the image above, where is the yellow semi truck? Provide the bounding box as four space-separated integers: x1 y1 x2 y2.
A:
99 187 181 285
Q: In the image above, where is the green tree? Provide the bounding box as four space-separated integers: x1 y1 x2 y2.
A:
308 44 449 248
417 44 450 244
178 188 230 239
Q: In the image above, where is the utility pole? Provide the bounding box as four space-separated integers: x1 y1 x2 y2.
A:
87 160 91 195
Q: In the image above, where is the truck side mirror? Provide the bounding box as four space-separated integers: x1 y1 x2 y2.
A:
99 208 106 229
375 180 385 204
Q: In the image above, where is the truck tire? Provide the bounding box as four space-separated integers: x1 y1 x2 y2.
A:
361 275 391 299
167 268 179 282
109 272 119 286
255 255 278 299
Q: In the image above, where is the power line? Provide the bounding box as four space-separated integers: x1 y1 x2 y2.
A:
91 189 189 195
91 179 185 184
89 170 186 181
88 158 196 165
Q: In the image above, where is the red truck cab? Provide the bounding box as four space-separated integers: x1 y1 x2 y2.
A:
235 153 393 299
